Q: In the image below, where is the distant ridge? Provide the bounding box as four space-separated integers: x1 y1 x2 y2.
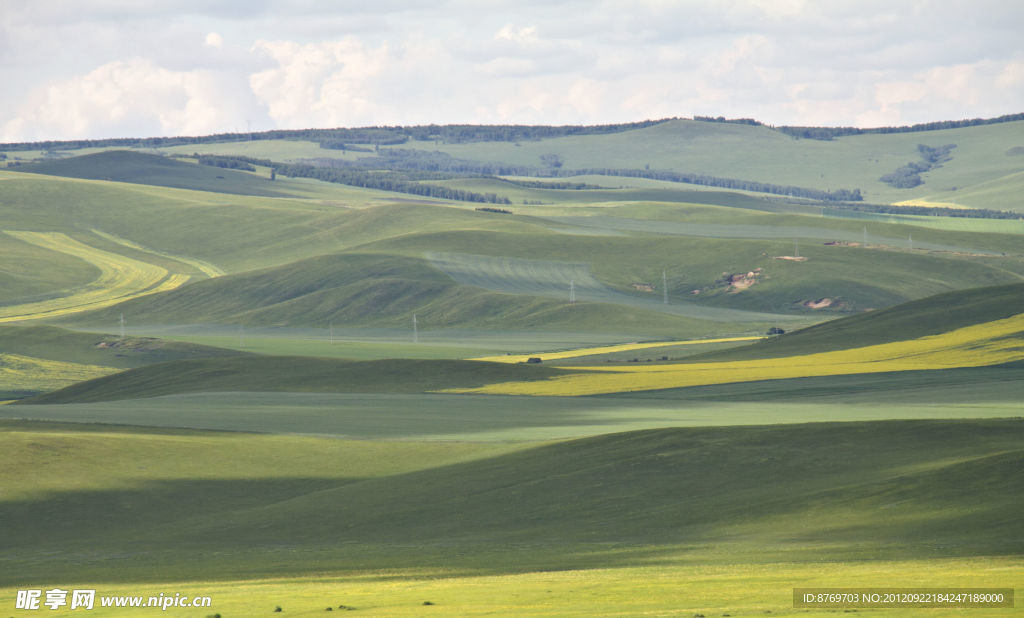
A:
776 112 1024 140
3 112 1021 151
0 119 674 151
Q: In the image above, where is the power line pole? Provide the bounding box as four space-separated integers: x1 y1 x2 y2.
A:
413 314 418 343
119 313 126 339
662 270 668 305
329 322 334 344
569 279 576 304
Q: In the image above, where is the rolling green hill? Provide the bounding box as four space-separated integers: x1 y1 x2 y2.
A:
13 150 288 197
144 117 1024 209
62 252 738 335
23 355 563 404
400 118 1024 209
2 419 1021 585
0 323 247 399
14 115 1024 211
0 168 542 275
175 420 1022 552
0 323 245 369
690 282 1024 362
360 227 1024 314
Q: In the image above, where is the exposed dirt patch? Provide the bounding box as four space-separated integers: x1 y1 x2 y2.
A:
803 298 833 309
95 337 164 351
716 268 764 293
631 283 655 292
774 255 808 262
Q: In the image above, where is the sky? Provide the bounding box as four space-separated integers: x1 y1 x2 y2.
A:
2 0 1023 142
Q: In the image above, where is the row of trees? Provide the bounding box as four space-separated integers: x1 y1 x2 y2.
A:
693 116 766 126
557 167 863 201
272 162 512 204
828 202 1020 220
196 155 256 171
499 178 605 190
292 148 864 202
879 144 957 189
778 113 1024 140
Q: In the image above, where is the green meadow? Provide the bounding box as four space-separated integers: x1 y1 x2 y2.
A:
2 117 1023 615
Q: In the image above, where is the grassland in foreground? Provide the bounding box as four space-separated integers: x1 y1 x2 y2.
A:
0 418 1020 615
2 558 1018 617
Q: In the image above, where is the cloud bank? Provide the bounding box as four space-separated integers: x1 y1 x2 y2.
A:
2 0 1022 141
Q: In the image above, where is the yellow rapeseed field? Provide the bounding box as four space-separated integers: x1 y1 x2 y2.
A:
894 198 971 209
470 336 763 364
449 313 1024 396
0 353 117 392
0 231 191 323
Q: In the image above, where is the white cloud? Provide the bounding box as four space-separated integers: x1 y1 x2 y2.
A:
494 24 538 44
2 58 264 141
248 38 394 128
205 32 224 48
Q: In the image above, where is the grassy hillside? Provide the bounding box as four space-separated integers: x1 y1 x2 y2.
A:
0 323 246 398
16 116 1024 211
63 252 738 336
691 282 1024 361
0 230 99 300
4 118 1024 616
14 150 288 197
7 145 1024 335
0 323 244 369
2 419 1021 586
361 227 1024 314
8 389 1022 442
459 312 1024 396
0 169 542 275
402 118 1024 208
621 363 1024 404
22 355 564 404
443 283 1024 396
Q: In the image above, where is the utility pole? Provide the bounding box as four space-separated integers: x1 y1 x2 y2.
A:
569 279 576 304
329 322 334 344
413 314 418 343
119 313 126 339
662 270 668 305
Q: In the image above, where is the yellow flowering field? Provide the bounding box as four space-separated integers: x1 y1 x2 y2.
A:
449 313 1024 396
470 336 763 364
1 231 191 323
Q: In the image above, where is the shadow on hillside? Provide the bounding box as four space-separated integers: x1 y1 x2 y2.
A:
3 420 1023 585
